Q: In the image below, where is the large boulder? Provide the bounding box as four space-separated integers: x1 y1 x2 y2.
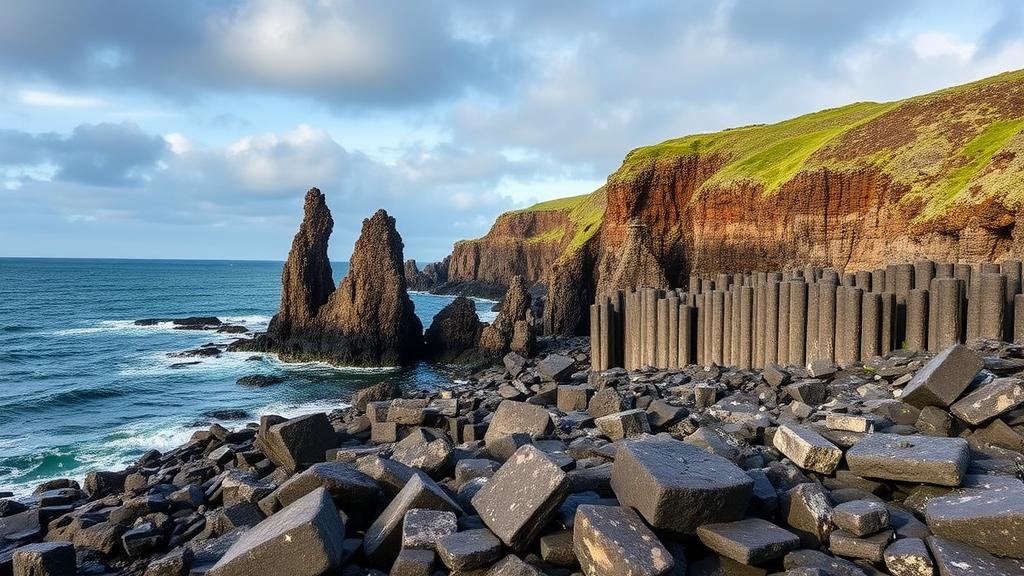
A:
363 473 463 567
251 189 423 366
610 438 753 535
483 401 553 446
207 488 345 576
423 297 483 363
255 413 336 473
573 505 675 576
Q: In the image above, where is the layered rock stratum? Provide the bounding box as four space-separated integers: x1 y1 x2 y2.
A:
252 188 423 366
441 69 1024 335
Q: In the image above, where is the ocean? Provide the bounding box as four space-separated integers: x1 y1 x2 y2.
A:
0 258 495 497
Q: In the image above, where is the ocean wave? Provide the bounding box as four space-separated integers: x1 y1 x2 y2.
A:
257 398 351 418
49 319 173 336
0 385 127 417
222 314 272 327
1 324 36 333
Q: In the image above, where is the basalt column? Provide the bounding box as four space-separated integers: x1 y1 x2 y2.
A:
788 281 807 367
656 297 670 367
861 291 882 359
765 281 780 366
739 286 753 370
723 291 733 366
978 273 1006 341
932 277 963 350
711 290 725 365
880 292 896 355
836 286 862 366
906 289 929 352
778 282 791 363
667 295 680 368
806 282 820 362
1003 260 1021 341
871 269 886 293
817 282 837 363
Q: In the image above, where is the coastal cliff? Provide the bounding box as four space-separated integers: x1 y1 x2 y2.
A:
252 189 423 366
450 69 1024 335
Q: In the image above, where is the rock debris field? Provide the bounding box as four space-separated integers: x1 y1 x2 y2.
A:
5 337 1024 575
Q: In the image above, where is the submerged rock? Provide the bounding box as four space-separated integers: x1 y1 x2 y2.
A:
423 296 483 363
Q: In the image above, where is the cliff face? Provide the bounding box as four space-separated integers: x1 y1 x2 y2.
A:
450 69 1024 336
261 190 422 366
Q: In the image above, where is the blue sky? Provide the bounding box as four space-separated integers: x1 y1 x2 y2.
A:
1 1 1022 262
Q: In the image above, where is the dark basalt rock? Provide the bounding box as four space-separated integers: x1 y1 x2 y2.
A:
235 375 285 387
423 296 483 363
479 275 534 357
404 257 449 292
252 189 423 367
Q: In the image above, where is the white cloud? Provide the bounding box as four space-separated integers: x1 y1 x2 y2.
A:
18 89 105 108
911 32 976 61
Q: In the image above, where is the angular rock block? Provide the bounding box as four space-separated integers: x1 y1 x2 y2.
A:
472 445 570 551
537 354 575 382
12 542 75 576
573 505 674 576
391 428 454 478
363 473 463 566
557 385 593 412
272 462 379 518
925 484 1024 559
829 528 892 562
401 508 457 551
610 438 753 534
781 482 834 547
256 412 336 473
832 499 889 537
773 424 843 474
950 376 1024 426
926 535 1024 576
884 537 934 576
696 517 800 565
484 401 553 445
391 549 435 576
488 554 546 576
436 528 503 571
846 433 970 487
900 344 983 408
207 488 345 576
594 409 650 440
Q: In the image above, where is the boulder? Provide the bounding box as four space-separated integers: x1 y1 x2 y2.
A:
401 509 457 551
12 542 75 576
351 380 401 411
925 483 1024 559
363 473 463 566
829 529 893 562
270 462 380 520
926 535 1024 576
208 488 345 576
781 482 834 547
256 412 336 473
846 433 970 487
391 428 454 478
472 445 570 551
773 424 843 474
424 296 483 363
610 438 753 534
537 354 575 382
883 537 934 576
833 500 890 537
950 376 1024 426
392 549 435 576
573 505 674 576
84 470 127 500
900 344 983 408
479 275 533 357
483 401 553 445
696 518 800 565
436 528 503 571
594 409 650 440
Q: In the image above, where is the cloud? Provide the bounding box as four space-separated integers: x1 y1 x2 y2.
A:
19 89 105 108
0 0 516 108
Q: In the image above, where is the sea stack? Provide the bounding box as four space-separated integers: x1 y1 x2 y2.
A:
261 188 423 366
479 275 535 357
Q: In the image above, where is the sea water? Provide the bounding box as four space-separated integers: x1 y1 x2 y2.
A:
0 258 494 496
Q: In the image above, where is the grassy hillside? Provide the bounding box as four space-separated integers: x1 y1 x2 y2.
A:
513 187 607 252
611 68 1024 223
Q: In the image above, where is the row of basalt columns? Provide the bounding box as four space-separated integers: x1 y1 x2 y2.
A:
590 260 1024 372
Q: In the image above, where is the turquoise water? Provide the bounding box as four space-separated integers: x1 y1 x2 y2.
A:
0 258 494 496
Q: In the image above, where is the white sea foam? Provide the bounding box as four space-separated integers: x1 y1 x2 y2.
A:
257 398 351 418
49 320 174 336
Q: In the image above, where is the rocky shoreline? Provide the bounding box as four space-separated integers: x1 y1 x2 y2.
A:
4 333 1024 575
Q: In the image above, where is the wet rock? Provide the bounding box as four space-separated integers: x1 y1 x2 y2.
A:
846 433 970 487
900 344 983 408
84 470 127 500
773 424 843 474
363 473 463 567
696 517 800 565
235 375 285 387
883 537 934 576
207 488 345 576
573 504 674 576
255 412 336 473
436 528 502 571
924 483 1024 559
472 445 569 551
610 437 753 535
424 296 483 363
351 380 401 411
12 541 75 576
832 500 890 537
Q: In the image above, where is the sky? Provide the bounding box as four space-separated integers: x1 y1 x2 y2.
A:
0 1 1022 262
